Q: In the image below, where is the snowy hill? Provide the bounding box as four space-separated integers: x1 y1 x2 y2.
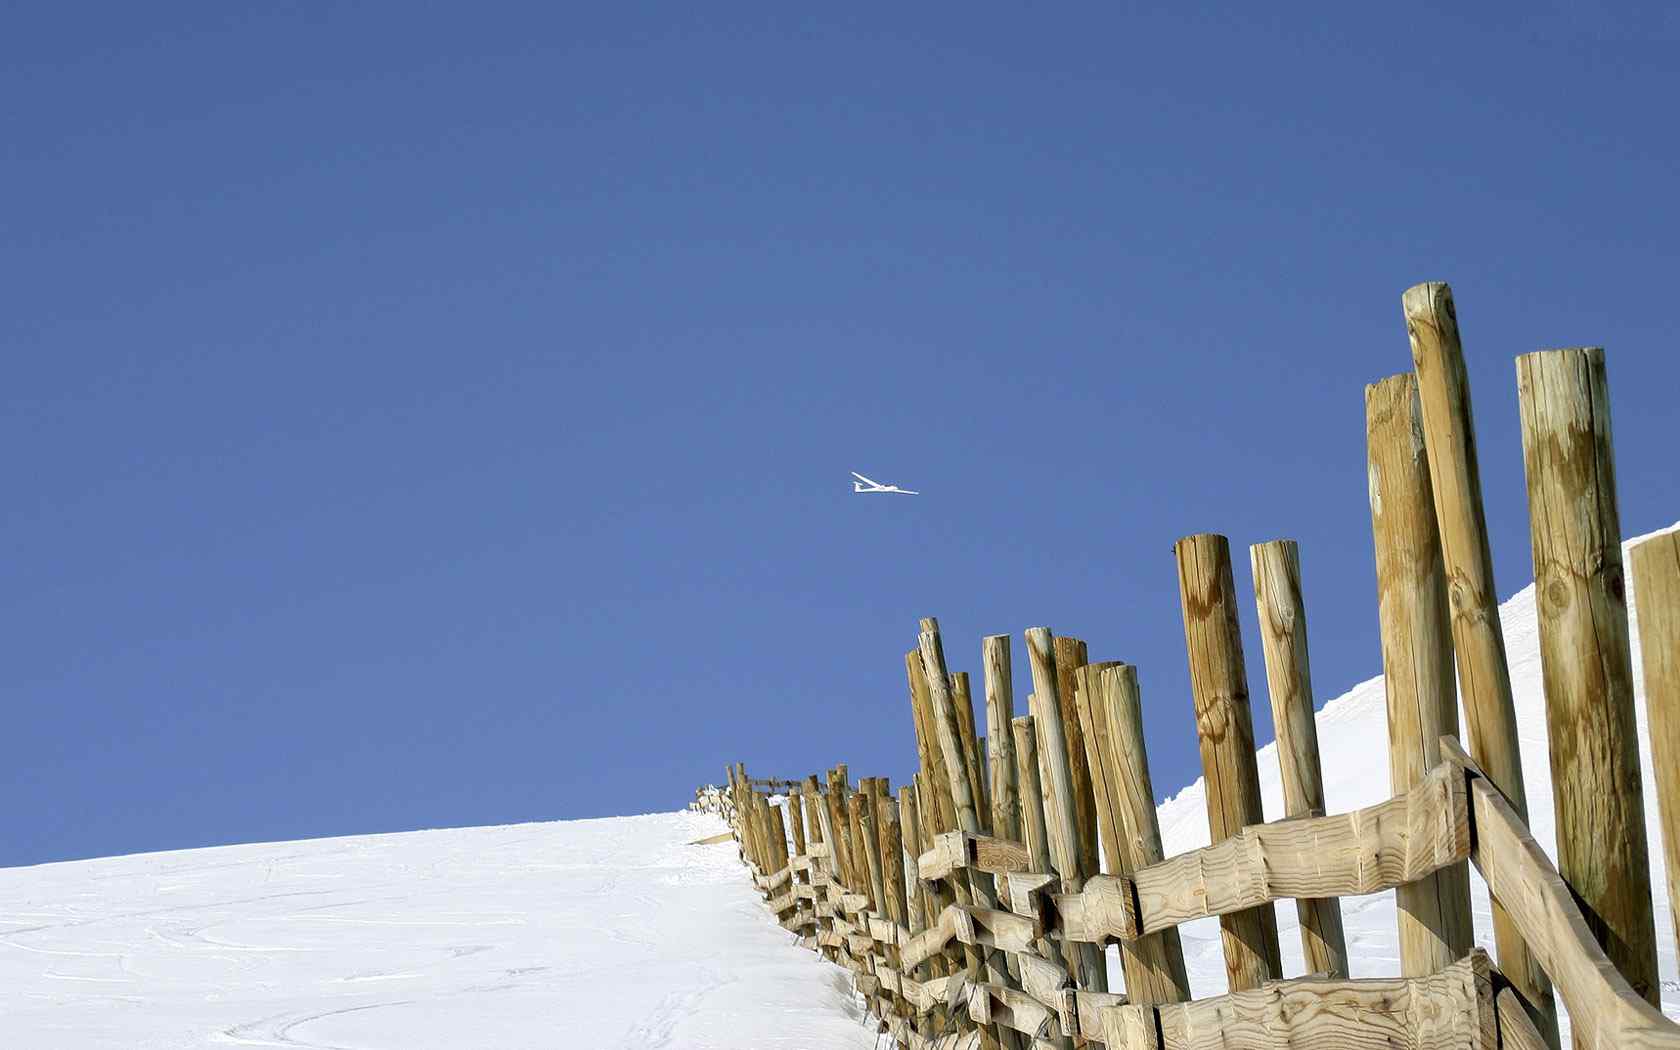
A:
3 521 1676 1047
0 811 878 1049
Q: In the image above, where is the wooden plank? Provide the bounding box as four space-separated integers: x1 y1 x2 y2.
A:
1367 373 1475 975
1025 627 1109 991
1407 280 1559 1045
1443 738 1680 1049
1056 761 1469 941
1100 950 1496 1050
1172 534 1281 991
1095 663 1191 1003
1248 539 1348 978
1517 347 1660 1010
1632 533 1680 960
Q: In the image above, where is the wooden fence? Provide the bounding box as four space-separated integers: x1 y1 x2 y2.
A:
698 281 1680 1050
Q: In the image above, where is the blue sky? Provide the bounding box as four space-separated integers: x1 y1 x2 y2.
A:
4 3 1677 866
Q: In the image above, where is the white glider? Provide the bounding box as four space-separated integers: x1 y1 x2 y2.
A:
852 471 919 495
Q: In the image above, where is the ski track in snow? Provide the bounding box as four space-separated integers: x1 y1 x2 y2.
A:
4 520 1678 1047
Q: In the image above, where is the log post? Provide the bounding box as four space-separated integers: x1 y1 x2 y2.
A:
1172 534 1282 991
1075 660 1160 999
1053 636 1101 882
786 789 807 859
1517 347 1659 1006
984 635 1022 845
919 619 1021 1050
1366 375 1475 976
1407 280 1559 1044
1024 627 1109 991
1248 539 1349 978
952 671 989 834
825 769 855 891
907 652 959 835
1011 715 1053 876
1632 533 1680 959
856 785 888 916
1095 663 1191 1003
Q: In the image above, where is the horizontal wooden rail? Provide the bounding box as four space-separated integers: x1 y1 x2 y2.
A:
1100 950 1497 1050
1049 762 1467 943
1441 738 1680 1050
919 830 1034 881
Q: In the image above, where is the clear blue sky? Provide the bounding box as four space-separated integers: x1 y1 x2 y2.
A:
4 3 1677 867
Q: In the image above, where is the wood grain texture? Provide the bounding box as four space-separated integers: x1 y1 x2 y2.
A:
1025 628 1109 991
954 671 990 835
985 635 1023 847
1099 949 1497 1050
1366 373 1475 976
1055 761 1468 941
1632 533 1680 960
1516 348 1659 1010
1172 534 1282 991
1248 540 1348 978
1405 280 1560 1046
1081 662 1190 1004
1442 738 1680 1050
1052 635 1101 883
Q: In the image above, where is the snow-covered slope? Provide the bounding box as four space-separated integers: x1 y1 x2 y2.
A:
0 810 878 1049
4 522 1676 1047
1154 520 1680 1024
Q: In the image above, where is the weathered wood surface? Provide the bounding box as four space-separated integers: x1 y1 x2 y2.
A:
1055 761 1468 942
920 831 1033 882
1517 347 1660 1010
1406 280 1559 1045
1173 534 1281 991
1025 627 1108 991
1051 635 1100 883
953 670 990 835
1092 662 1190 1003
984 635 1023 848
1632 532 1680 958
1366 373 1474 976
1248 539 1348 978
1442 738 1680 1050
1098 949 1497 1050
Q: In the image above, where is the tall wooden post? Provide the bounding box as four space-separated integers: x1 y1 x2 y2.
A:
1024 627 1109 991
1248 539 1348 978
1366 375 1475 976
919 619 1022 1050
1517 348 1659 1007
1076 660 1187 1001
1011 715 1053 877
952 671 989 834
984 635 1022 845
1407 280 1559 1043
1173 534 1282 991
1053 636 1101 882
1632 533 1680 959
1095 663 1191 1003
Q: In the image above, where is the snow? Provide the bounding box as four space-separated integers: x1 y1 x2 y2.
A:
0 811 879 1049
3 520 1676 1047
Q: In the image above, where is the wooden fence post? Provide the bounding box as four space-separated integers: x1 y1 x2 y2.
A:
984 635 1022 846
1053 636 1102 883
952 671 989 834
1366 374 1475 976
1632 533 1680 959
1095 663 1191 1003
1517 347 1659 1007
1249 539 1349 978
1076 659 1170 1000
1024 627 1109 992
1173 533 1282 991
919 618 1022 1050
1407 280 1560 1044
